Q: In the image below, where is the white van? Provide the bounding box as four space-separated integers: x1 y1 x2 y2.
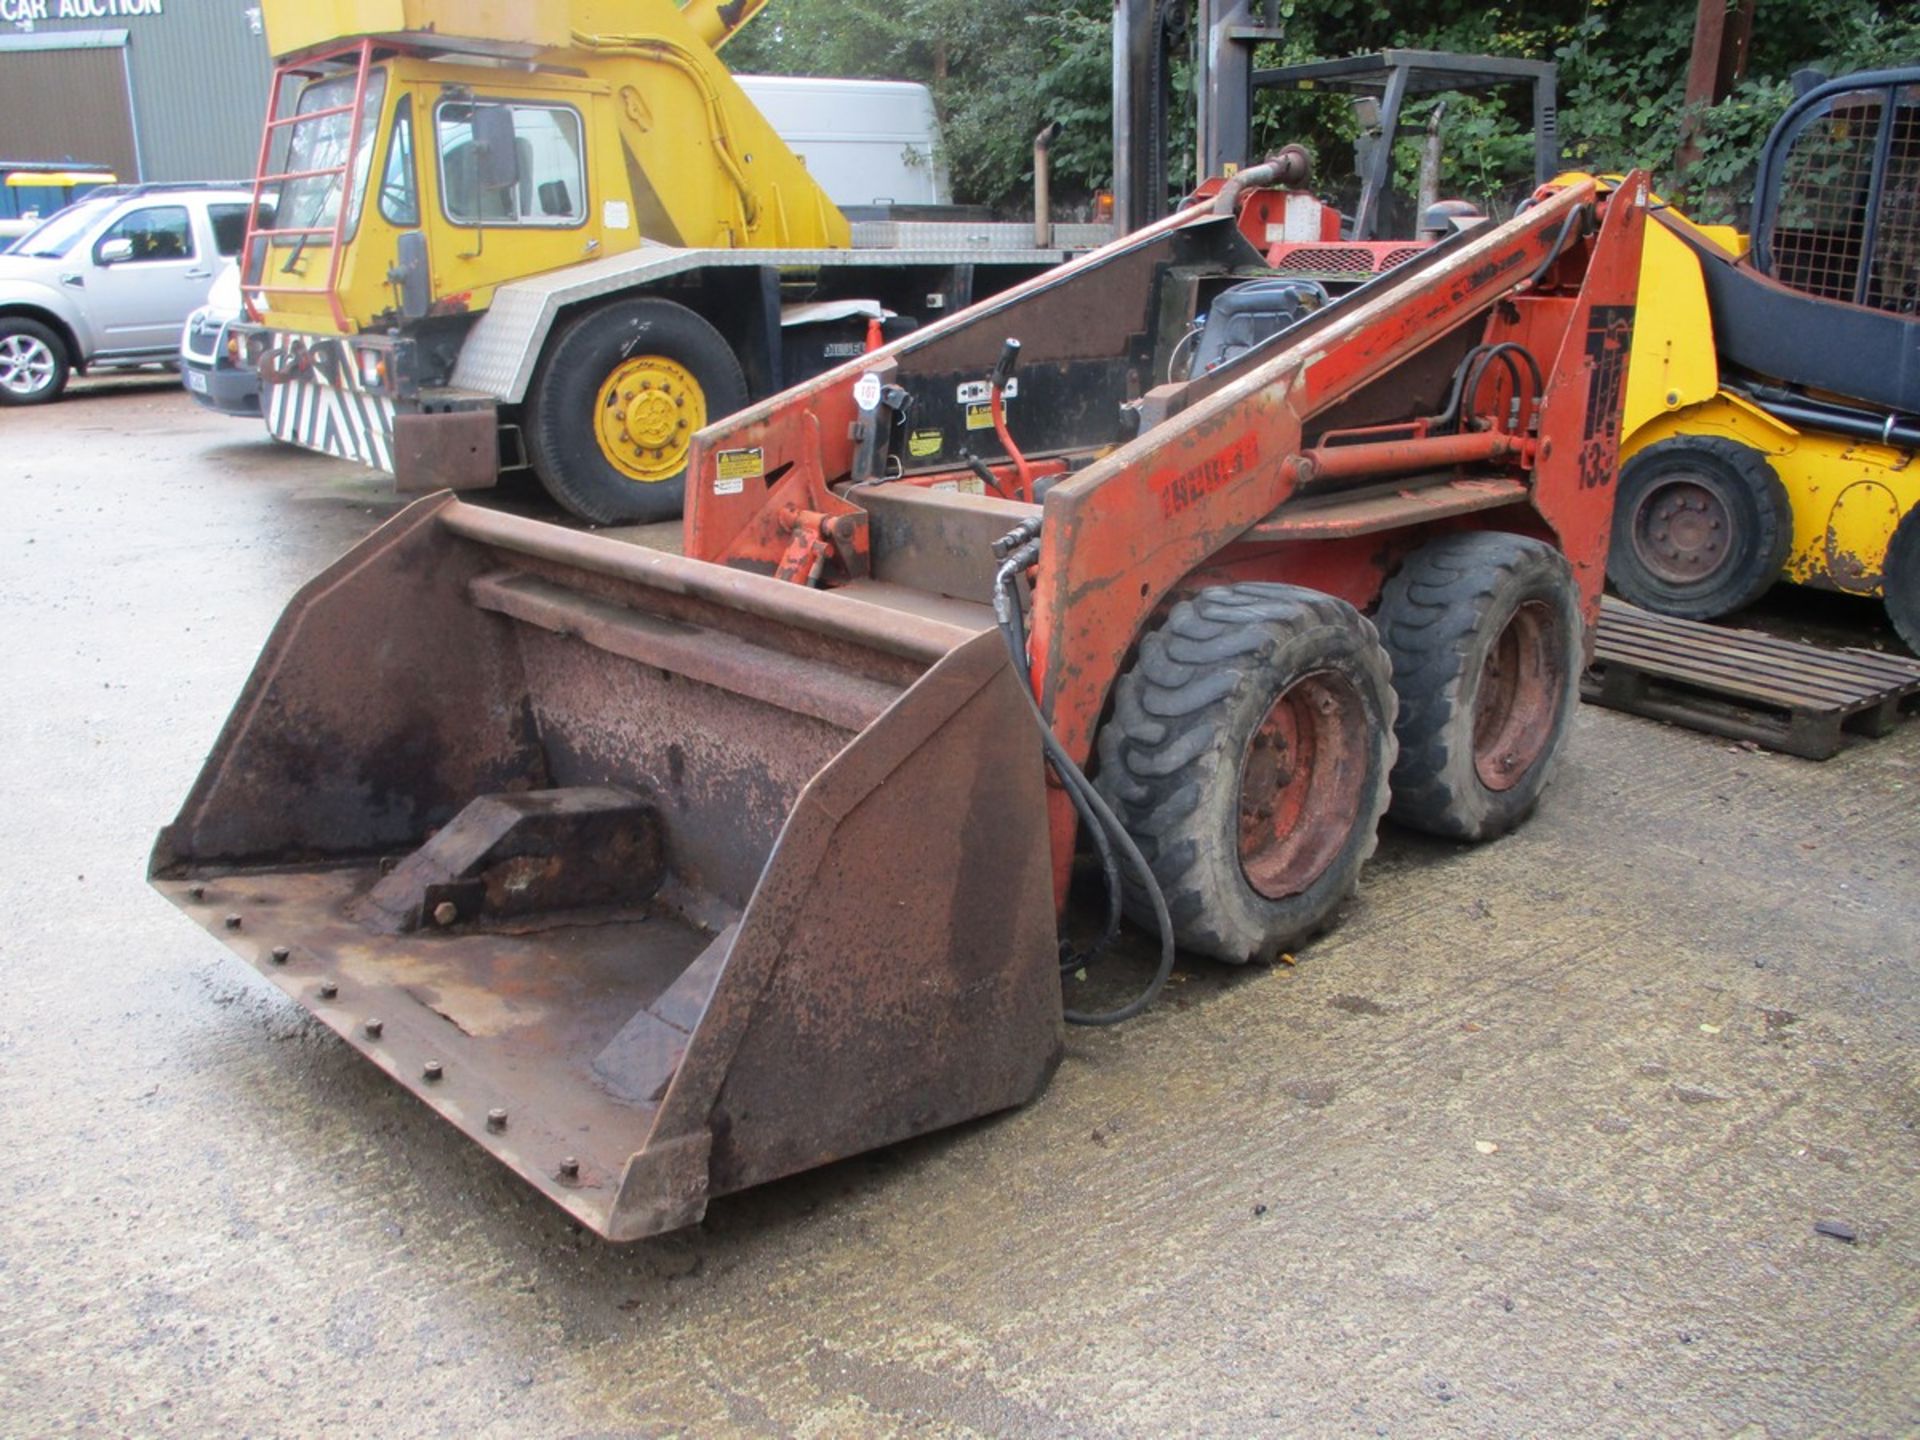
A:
735 76 950 209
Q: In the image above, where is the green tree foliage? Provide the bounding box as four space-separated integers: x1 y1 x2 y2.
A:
728 0 1920 219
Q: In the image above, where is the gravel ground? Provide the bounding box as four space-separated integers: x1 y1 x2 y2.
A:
2 380 1916 1438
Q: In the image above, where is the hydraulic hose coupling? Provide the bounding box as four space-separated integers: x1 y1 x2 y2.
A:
991 521 1044 629
991 518 1043 562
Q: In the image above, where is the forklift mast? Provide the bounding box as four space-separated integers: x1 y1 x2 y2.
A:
1113 0 1560 241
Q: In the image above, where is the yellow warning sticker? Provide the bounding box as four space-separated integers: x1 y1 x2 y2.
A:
964 402 995 432
908 428 945 458
715 447 764 483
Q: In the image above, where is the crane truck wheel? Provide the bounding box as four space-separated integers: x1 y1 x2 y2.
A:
1375 533 1582 841
0 317 70 406
1607 436 1792 619
524 298 748 525
1094 585 1397 964
1883 503 1920 655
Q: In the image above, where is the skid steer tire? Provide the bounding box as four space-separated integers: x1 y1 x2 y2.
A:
1376 532 1583 842
1094 584 1397 964
1884 503 1920 656
524 298 748 525
1607 436 1791 619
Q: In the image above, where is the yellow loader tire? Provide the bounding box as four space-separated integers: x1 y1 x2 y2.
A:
524 298 747 525
1607 437 1792 620
1884 504 1920 656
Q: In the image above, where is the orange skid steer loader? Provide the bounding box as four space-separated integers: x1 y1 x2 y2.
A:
153 167 1648 1242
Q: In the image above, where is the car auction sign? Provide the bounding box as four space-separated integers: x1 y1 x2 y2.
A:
3 0 166 22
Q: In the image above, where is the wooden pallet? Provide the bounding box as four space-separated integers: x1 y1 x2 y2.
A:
1582 598 1920 760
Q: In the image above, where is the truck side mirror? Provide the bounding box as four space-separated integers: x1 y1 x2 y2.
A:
472 105 521 196
390 230 431 320
98 236 135 264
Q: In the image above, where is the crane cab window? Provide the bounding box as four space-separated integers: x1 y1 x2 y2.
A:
380 97 420 227
277 69 388 246
436 101 586 227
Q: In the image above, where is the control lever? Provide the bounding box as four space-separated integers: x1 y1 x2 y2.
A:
988 338 1035 503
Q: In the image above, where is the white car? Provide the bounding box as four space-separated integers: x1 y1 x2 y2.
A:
180 261 262 416
0 183 260 405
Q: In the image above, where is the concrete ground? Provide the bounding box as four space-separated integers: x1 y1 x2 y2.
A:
3 380 1916 1439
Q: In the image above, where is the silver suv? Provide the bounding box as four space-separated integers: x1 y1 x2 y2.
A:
0 184 261 405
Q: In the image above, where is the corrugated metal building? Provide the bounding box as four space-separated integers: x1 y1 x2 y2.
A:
0 1 271 182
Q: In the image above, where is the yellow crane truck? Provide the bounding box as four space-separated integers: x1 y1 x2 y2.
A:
1615 68 1920 652
233 0 1105 523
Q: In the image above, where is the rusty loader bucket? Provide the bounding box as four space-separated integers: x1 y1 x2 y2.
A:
151 496 1062 1241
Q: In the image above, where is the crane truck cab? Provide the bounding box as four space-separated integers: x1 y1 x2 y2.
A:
231 0 1100 524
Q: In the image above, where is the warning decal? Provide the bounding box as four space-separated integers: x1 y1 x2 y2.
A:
964 403 995 432
908 429 945 458
715 447 764 483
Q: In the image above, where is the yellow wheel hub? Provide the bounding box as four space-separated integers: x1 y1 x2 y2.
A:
594 356 707 485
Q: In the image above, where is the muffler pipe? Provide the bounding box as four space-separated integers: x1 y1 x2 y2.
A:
1210 143 1313 216
1034 121 1063 248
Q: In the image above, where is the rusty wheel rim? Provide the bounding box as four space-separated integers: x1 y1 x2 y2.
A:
1472 599 1563 792
1237 672 1369 900
1631 477 1732 585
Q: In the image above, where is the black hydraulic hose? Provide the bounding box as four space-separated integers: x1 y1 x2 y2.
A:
1431 342 1545 434
1429 343 1503 430
992 553 1123 969
1458 343 1545 433
987 550 1124 969
1524 203 1588 290
993 549 1176 1026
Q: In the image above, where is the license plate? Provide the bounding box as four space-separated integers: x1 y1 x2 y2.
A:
185 369 208 394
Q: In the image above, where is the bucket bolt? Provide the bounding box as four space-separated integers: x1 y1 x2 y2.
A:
270 946 290 965
422 1060 443 1082
559 1157 580 1182
364 1019 384 1039
487 1108 508 1133
432 901 459 928
318 981 338 1000
224 913 243 930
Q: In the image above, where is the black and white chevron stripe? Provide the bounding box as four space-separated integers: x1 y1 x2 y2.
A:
263 336 398 473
